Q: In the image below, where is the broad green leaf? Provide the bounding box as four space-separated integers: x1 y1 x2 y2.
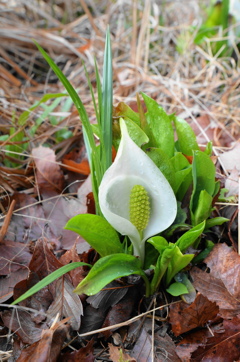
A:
205 217 229 230
65 214 123 257
150 246 176 293
11 262 90 305
147 236 168 253
124 118 149 147
176 221 205 253
166 282 188 296
114 102 140 126
192 190 213 225
141 93 174 158
171 152 190 172
74 254 147 296
190 150 216 218
175 167 192 197
146 148 175 190
174 117 199 156
166 246 194 286
174 272 196 303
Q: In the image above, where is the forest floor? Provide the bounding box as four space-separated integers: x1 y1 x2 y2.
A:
0 1 239 361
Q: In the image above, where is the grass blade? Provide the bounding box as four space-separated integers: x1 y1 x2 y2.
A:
11 262 91 305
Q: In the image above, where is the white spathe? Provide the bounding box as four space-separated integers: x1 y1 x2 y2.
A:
99 119 177 263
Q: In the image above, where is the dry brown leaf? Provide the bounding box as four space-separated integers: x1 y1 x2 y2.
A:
169 293 219 336
58 339 95 361
204 243 240 300
219 142 240 172
32 146 64 194
176 324 224 361
191 268 240 319
16 319 70 362
0 268 29 303
47 278 83 331
0 240 31 275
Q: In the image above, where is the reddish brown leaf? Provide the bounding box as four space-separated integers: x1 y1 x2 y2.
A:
109 343 136 362
16 319 70 362
59 244 87 287
169 293 219 336
191 317 240 361
32 146 64 194
176 324 225 361
58 339 95 362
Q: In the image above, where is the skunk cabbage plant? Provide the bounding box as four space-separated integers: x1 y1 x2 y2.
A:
99 119 177 264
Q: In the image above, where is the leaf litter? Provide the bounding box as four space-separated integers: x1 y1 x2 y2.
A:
0 0 239 361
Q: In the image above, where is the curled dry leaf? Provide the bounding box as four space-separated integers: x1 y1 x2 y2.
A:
169 293 219 336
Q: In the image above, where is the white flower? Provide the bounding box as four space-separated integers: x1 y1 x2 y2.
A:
99 119 177 263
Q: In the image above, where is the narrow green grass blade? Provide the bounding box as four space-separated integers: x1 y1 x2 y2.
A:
101 28 113 170
33 41 97 168
11 262 91 305
94 57 102 128
83 63 100 125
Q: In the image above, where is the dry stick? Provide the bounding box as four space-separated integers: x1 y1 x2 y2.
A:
0 199 16 242
78 0 101 37
78 301 180 337
135 0 151 69
0 48 38 86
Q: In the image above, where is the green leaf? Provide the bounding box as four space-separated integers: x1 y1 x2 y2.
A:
166 282 188 296
141 93 175 158
171 152 190 172
175 167 192 197
166 246 194 286
65 214 123 257
192 190 213 225
114 102 140 126
205 217 229 230
124 118 149 147
11 262 91 305
176 221 205 253
174 272 196 303
190 150 216 222
174 117 199 156
146 148 175 190
101 27 113 170
150 245 176 293
74 254 147 296
147 236 168 253
192 240 215 264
